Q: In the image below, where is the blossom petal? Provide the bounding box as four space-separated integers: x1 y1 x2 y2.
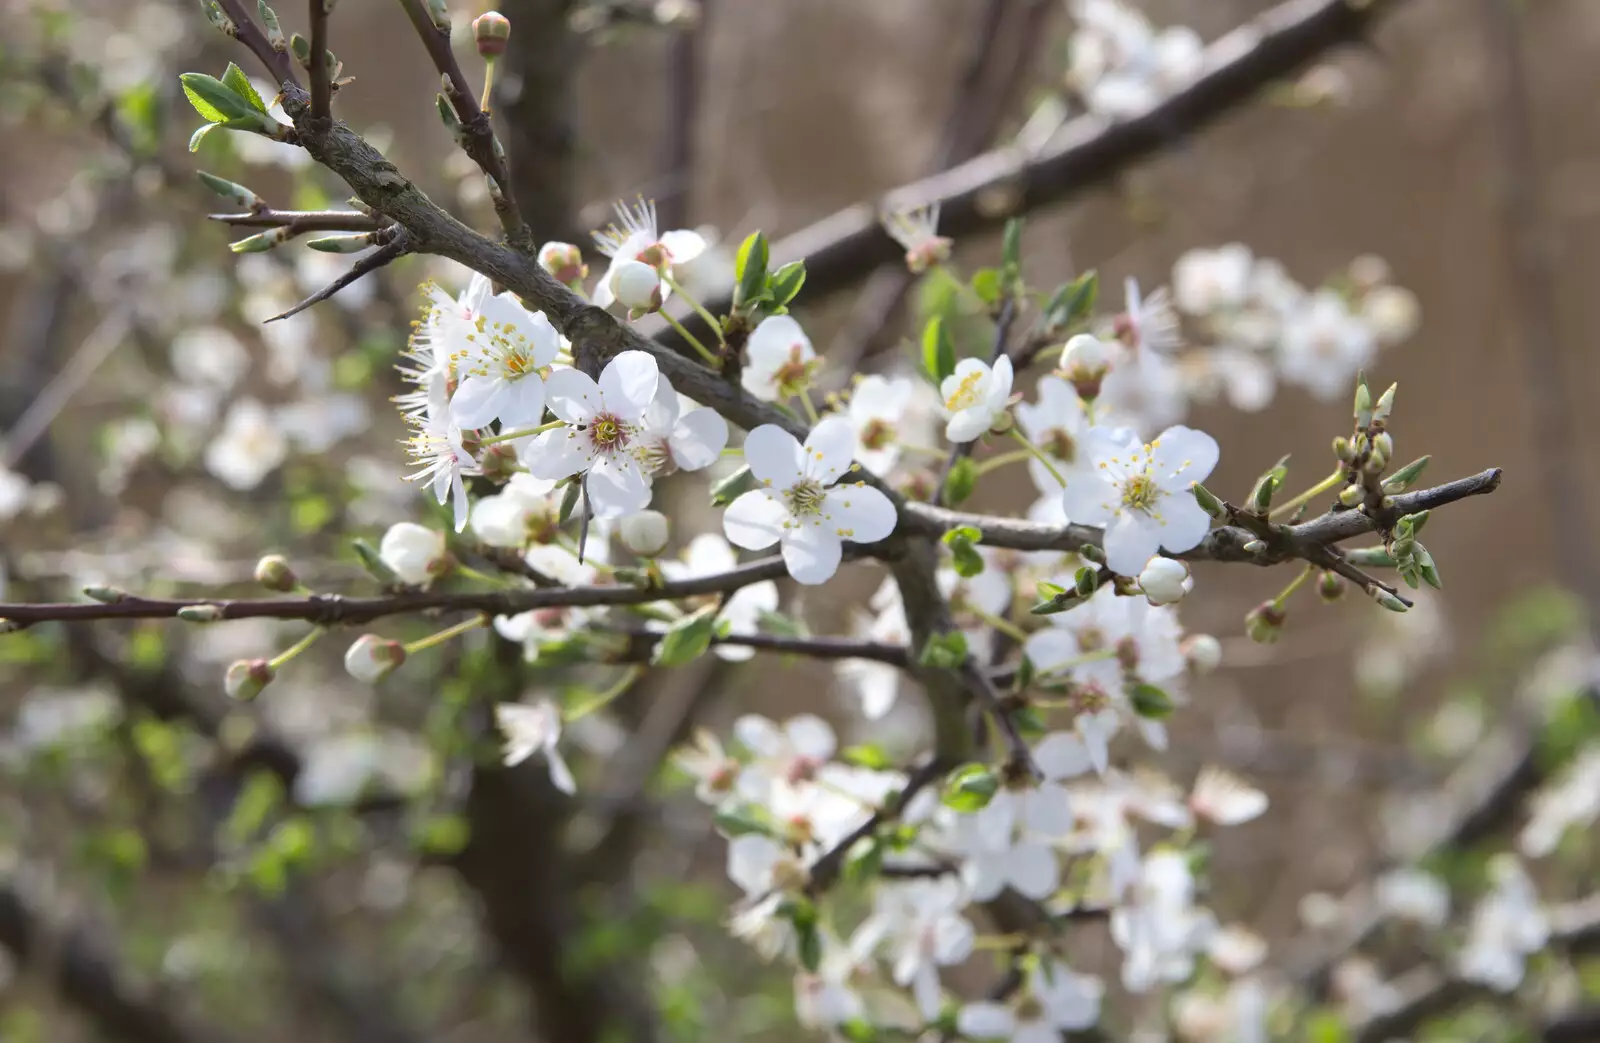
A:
660 228 708 266
781 524 843 585
785 714 836 760
1103 512 1164 576
1157 495 1212 555
747 314 812 369
586 455 652 517
1008 841 1060 899
802 417 857 485
546 750 577 794
670 408 729 471
1059 470 1116 526
1033 731 1094 781
945 410 991 444
1022 627 1079 673
523 428 593 480
743 424 805 489
956 1003 1015 1039
723 489 788 550
821 484 896 544
544 368 602 423
449 375 505 430
1150 425 1219 489
598 350 660 419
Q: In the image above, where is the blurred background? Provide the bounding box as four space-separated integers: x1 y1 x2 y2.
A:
0 0 1597 1041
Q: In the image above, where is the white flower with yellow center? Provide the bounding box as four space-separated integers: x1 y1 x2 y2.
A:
447 293 563 429
722 418 897 585
940 356 1014 443
742 315 821 402
521 351 660 518
590 197 707 310
1058 424 1218 575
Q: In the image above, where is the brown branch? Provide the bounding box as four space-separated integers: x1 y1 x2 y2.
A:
655 0 707 231
213 0 301 89
806 757 950 893
393 0 529 247
267 230 410 321
307 0 332 122
209 208 387 233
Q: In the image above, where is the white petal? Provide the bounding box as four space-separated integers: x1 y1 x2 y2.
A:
586 455 652 517
743 424 805 489
782 525 844 585
670 408 729 470
956 1003 1015 1039
546 750 577 794
1022 628 1079 673
1150 425 1220 489
1007 842 1061 899
450 474 470 532
599 350 660 419
785 715 836 759
733 715 784 756
642 386 680 433
987 354 1014 404
821 484 896 544
1059 469 1116 526
501 373 548 429
544 368 602 423
523 428 593 480
802 417 857 485
723 490 789 550
660 228 708 265
1103 512 1164 576
932 914 975 964
945 409 991 444
1158 495 1212 555
450 375 505 430
1033 731 1094 781
1023 782 1075 837
747 314 812 368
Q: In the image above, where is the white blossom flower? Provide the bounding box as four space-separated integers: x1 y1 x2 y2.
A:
733 713 836 802
1112 850 1217 992
403 371 477 532
1097 341 1188 435
1118 277 1181 354
1015 375 1096 495
941 356 1014 443
1361 284 1420 346
1374 868 1449 928
447 291 562 429
469 473 563 548
881 203 951 273
726 834 809 959
853 878 974 1020
494 700 576 794
674 728 743 807
171 326 250 390
1173 244 1254 315
837 578 911 719
1057 424 1219 575
522 350 660 518
1137 556 1190 605
1189 767 1268 826
1277 289 1378 401
590 198 707 310
1458 855 1548 991
723 418 897 585
608 259 663 314
659 534 779 662
1519 745 1600 858
634 385 728 477
205 397 288 491
957 960 1103 1040
742 315 820 402
1058 334 1113 399
379 522 450 586
847 374 917 476
617 510 670 555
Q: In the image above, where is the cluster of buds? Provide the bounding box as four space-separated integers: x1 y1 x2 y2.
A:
1388 511 1439 591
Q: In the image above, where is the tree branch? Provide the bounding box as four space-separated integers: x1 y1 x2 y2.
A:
209 209 386 234
267 229 409 321
308 0 332 123
213 0 301 89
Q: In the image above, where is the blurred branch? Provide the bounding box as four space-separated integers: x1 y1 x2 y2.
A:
308 0 332 123
655 0 707 230
0 881 234 1043
1478 0 1600 637
209 208 387 233
268 228 410 321
662 0 1405 354
495 0 581 241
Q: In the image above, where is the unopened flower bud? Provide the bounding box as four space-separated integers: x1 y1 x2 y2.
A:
538 241 587 285
1182 634 1222 674
379 522 451 587
610 259 663 315
986 409 1014 436
1338 485 1365 508
178 604 225 623
254 554 298 591
472 10 511 57
225 658 275 700
83 586 128 604
1349 254 1392 291
1318 570 1346 603
1138 557 1191 606
1058 334 1111 399
480 441 520 480
1333 436 1353 463
1372 431 1394 460
344 634 407 683
1245 601 1286 644
618 510 670 556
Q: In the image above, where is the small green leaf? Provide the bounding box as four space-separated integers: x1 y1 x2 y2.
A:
413 814 471 855
941 763 999 813
712 808 773 838
943 527 985 578
351 537 399 585
1042 270 1098 334
305 233 373 254
971 267 1003 306
180 72 261 123
844 838 884 884
1192 481 1227 520
197 171 260 208
796 920 823 972
756 609 810 639
921 315 957 384
710 465 758 507
943 456 977 506
220 62 269 113
769 260 806 306
917 630 969 670
558 477 582 523
733 231 769 308
1129 683 1175 719
188 122 220 152
653 604 719 667
1000 217 1023 292
1075 566 1099 596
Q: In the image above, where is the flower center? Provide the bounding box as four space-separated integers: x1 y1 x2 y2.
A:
860 417 895 451
774 347 817 398
1016 996 1044 1021
785 478 826 517
944 371 987 412
1045 428 1076 462
1071 682 1109 716
584 412 628 454
785 755 822 785
634 242 669 270
1121 473 1160 513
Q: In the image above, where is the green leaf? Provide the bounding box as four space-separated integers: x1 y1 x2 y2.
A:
220 62 269 113
844 838 884 884
1075 565 1100 596
841 743 893 770
838 1019 882 1043
941 763 999 813
921 315 957 384
350 537 399 585
180 72 261 123
558 476 582 523
769 260 806 306
971 267 1003 306
188 122 220 153
1129 683 1175 719
197 171 260 208
710 465 758 507
917 630 969 670
796 920 823 972
943 527 985 578
1000 217 1023 291
1042 270 1098 333
756 609 810 639
733 231 769 308
653 604 719 666
712 807 773 838
943 456 977 506
413 814 471 855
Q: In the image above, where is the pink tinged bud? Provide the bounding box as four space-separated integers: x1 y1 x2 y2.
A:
379 522 450 587
538 241 587 285
1245 601 1286 645
254 554 297 592
344 635 406 683
480 442 520 481
1058 333 1111 399
618 510 670 556
1182 634 1222 674
472 10 511 57
225 658 275 700
610 260 663 314
1137 557 1190 606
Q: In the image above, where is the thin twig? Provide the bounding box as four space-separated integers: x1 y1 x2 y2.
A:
807 758 950 893
267 230 409 322
209 209 385 233
213 0 301 88
307 0 332 123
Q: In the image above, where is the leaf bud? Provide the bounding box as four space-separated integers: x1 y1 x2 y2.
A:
254 555 298 592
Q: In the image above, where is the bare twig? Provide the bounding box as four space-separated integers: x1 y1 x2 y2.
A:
267 230 409 321
807 758 950 893
307 0 332 123
214 0 301 89
210 208 386 234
